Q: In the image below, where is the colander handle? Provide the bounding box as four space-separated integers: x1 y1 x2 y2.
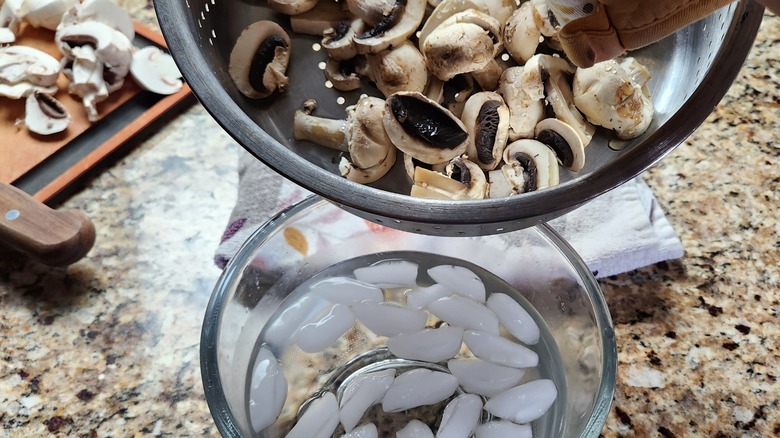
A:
0 182 95 266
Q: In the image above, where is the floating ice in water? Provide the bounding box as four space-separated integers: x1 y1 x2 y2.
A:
405 284 451 310
354 260 419 287
396 419 434 438
428 296 500 335
386 327 464 363
352 302 428 337
447 358 526 397
341 422 378 438
339 369 396 432
248 346 288 433
427 265 486 303
435 393 483 438
381 368 459 412
295 304 356 353
486 293 540 345
463 330 539 368
285 392 340 438
484 379 558 424
263 295 329 350
309 277 384 305
474 421 532 438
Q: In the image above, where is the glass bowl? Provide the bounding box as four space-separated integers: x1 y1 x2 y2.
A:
201 196 617 437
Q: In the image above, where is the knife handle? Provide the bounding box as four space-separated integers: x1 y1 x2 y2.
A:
0 182 95 266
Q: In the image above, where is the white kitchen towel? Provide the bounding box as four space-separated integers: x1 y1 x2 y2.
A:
215 151 684 277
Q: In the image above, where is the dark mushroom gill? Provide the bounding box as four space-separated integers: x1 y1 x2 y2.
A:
390 94 468 149
536 128 573 168
511 152 538 192
357 0 405 39
475 100 502 164
248 35 288 92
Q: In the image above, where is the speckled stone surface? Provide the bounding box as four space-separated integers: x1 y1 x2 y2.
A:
0 5 778 438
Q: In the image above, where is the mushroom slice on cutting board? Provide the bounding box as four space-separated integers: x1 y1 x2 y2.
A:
23 0 79 31
0 0 24 40
229 20 291 99
353 0 426 54
461 91 509 170
501 139 559 194
60 0 136 40
366 40 427 97
383 91 468 165
0 45 61 87
534 118 584 171
573 58 654 140
24 91 71 135
130 46 183 95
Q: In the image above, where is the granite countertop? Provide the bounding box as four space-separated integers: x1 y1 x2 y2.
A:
1 2 778 437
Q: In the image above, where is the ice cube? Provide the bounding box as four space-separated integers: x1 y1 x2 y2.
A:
309 277 384 305
381 368 459 412
248 346 288 433
386 327 464 363
263 295 329 350
354 260 419 287
428 296 500 335
486 293 540 345
339 369 395 432
447 358 525 397
285 392 340 438
462 330 538 368
352 302 428 337
483 379 557 424
295 304 356 353
427 265 486 303
396 419 434 438
435 393 483 438
474 421 532 438
405 284 451 310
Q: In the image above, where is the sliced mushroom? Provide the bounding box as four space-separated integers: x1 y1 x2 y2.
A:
444 156 488 199
418 0 513 50
421 9 502 81
0 81 57 99
24 0 79 31
383 91 468 164
130 46 183 95
534 118 584 171
67 44 109 121
366 40 427 97
411 166 466 199
487 169 512 198
532 54 595 146
289 0 350 35
573 59 654 140
497 66 543 141
295 96 397 183
346 0 396 26
267 0 319 16
530 0 558 38
24 91 71 135
503 1 540 64
59 0 135 40
323 56 364 91
423 76 445 103
353 0 426 54
403 152 446 180
0 27 15 44
471 59 501 91
322 19 362 60
229 20 290 99
461 91 509 170
501 139 559 194
55 20 134 79
0 45 61 87
0 0 24 39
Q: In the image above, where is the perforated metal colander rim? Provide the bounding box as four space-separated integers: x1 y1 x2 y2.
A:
154 0 764 237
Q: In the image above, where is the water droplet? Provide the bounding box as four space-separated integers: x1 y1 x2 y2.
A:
337 96 346 105
312 43 322 51
501 53 510 62
5 209 20 220
325 80 334 89
318 61 326 70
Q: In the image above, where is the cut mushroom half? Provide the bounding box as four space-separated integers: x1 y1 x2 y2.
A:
418 0 514 50
383 91 468 164
573 58 654 139
229 20 291 99
289 0 351 36
366 40 427 97
503 1 540 64
346 0 396 26
445 156 488 199
501 139 559 194
322 19 363 60
295 96 397 183
130 46 183 95
403 152 446 180
323 56 364 91
24 92 71 135
60 0 136 40
461 91 509 170
498 66 543 141
353 0 426 54
534 118 584 171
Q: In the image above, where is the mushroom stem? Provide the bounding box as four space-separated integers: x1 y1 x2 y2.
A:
293 109 349 152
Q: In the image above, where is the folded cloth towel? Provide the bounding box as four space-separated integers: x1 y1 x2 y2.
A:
215 151 683 277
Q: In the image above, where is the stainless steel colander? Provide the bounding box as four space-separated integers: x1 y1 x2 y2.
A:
154 0 763 236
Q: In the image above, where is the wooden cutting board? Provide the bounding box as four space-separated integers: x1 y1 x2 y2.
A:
1 21 194 203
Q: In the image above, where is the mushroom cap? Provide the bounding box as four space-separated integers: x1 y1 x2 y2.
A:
534 117 584 171
130 46 183 95
267 0 319 16
367 40 427 97
353 0 426 54
24 0 80 31
228 20 291 99
461 91 510 170
498 66 544 141
383 91 468 165
0 45 62 87
573 59 654 140
501 139 559 193
503 1 540 64
24 92 71 135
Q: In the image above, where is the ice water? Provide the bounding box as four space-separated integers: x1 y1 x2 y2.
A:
245 251 567 437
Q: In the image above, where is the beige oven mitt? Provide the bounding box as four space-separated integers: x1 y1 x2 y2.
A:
549 0 736 67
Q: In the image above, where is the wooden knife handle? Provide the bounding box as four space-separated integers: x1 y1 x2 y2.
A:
0 182 95 266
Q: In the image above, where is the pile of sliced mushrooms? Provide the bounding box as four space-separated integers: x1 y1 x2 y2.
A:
229 0 655 199
0 0 183 136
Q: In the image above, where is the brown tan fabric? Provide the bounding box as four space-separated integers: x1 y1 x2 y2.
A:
559 0 735 67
